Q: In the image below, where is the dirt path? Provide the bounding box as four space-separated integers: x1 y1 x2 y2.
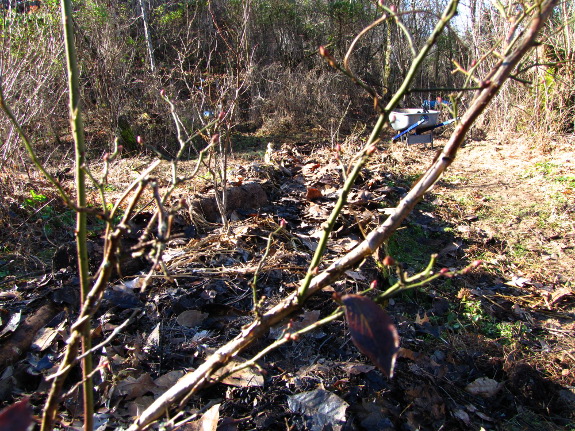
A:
430 135 575 284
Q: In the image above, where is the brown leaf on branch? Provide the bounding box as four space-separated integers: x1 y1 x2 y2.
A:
0 398 32 431
341 294 400 378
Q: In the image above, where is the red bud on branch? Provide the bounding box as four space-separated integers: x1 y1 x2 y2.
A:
383 256 395 266
440 268 453 278
319 46 337 68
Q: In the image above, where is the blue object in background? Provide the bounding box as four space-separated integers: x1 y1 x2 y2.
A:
422 99 451 110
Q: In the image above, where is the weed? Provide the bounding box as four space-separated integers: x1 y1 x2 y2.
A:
510 242 529 258
534 161 558 175
555 174 575 188
442 174 470 184
496 321 527 342
461 297 483 323
23 190 48 208
454 195 473 206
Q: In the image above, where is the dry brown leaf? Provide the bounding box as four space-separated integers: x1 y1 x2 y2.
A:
453 408 471 425
306 187 323 201
126 396 155 418
344 270 366 281
214 358 264 387
295 310 320 330
115 373 158 400
397 347 418 361
465 377 502 398
0 311 21 338
342 363 375 375
475 411 495 421
551 286 574 305
154 370 185 390
176 310 208 328
143 323 161 355
184 403 220 431
31 320 65 351
415 312 430 325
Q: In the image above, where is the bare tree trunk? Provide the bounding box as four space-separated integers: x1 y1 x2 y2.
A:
139 0 156 74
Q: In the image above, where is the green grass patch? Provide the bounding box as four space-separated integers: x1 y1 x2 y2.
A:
387 224 433 267
231 134 267 159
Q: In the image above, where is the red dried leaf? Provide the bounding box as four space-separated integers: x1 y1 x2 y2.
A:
305 187 323 201
0 398 32 431
341 294 400 378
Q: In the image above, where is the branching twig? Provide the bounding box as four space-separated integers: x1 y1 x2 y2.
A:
250 220 286 317
41 175 151 431
126 1 556 428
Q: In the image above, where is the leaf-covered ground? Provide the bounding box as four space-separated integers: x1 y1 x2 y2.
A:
0 134 574 430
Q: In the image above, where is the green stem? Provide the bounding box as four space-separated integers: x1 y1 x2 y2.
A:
220 309 345 380
297 145 376 299
251 223 285 316
61 0 93 430
299 0 459 300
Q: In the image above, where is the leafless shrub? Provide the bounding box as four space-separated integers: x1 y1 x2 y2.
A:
252 63 368 135
0 9 67 165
